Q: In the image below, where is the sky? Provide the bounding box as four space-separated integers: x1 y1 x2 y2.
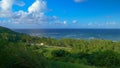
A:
0 0 120 29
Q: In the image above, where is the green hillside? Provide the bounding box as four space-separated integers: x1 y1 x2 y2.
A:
0 26 16 33
0 26 120 68
0 26 48 68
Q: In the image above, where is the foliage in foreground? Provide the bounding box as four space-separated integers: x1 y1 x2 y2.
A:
0 41 48 68
0 26 120 68
50 49 120 67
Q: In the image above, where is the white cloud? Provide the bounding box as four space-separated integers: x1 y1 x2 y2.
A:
63 21 67 24
0 0 59 24
28 0 46 14
105 22 117 26
73 20 78 24
0 0 13 11
74 0 86 3
0 0 25 17
0 0 68 26
88 22 93 26
87 21 118 27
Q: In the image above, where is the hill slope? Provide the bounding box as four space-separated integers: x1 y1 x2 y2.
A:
0 26 95 68
0 26 48 68
0 26 18 34
0 26 120 68
0 26 38 43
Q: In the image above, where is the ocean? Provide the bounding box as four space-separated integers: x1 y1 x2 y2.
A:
13 29 120 41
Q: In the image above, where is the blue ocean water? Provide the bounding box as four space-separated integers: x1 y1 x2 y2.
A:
13 29 120 41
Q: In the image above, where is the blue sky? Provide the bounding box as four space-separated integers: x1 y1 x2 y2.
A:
0 0 120 28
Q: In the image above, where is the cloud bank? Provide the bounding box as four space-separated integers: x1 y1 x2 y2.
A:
0 0 116 28
0 0 58 24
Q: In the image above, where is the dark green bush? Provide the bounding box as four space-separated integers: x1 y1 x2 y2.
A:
51 50 70 57
0 42 48 68
88 50 120 67
76 50 120 67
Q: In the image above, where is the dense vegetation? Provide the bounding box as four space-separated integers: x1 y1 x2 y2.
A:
0 26 48 68
38 38 120 68
0 26 120 68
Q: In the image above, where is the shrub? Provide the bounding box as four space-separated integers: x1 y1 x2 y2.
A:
0 42 48 68
51 49 70 57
